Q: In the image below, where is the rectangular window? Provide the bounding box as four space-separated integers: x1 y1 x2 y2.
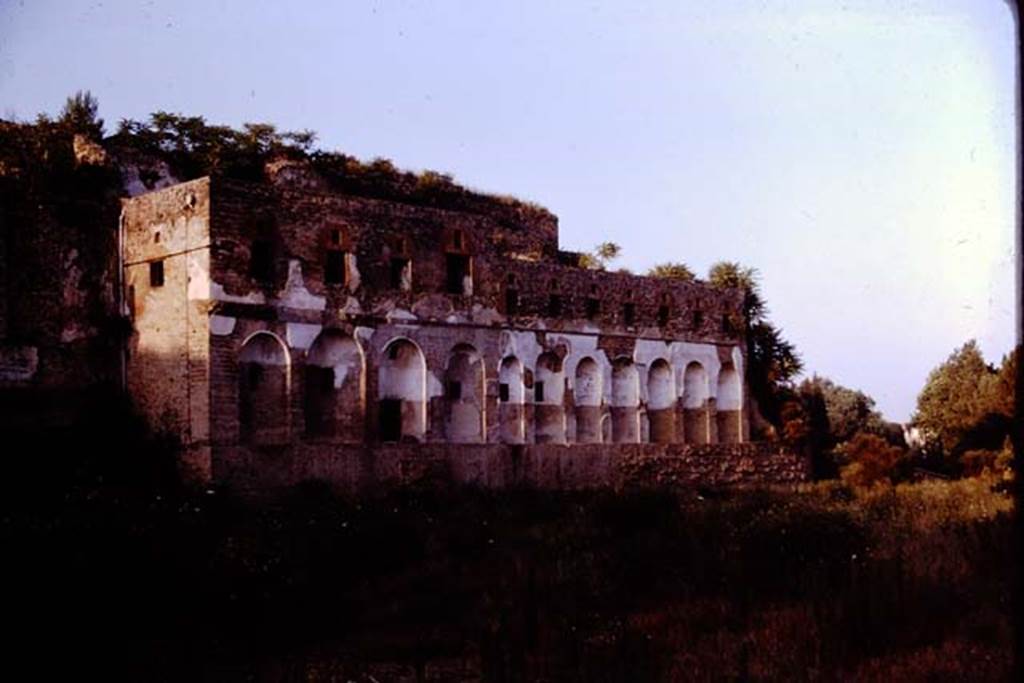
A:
547 294 562 317
499 383 510 402
658 305 670 327
586 298 600 319
149 260 164 288
623 302 636 326
325 250 346 285
534 381 544 402
250 240 273 282
445 253 470 294
505 289 519 315
692 311 704 329
379 399 402 442
389 257 410 290
453 230 463 250
447 381 462 400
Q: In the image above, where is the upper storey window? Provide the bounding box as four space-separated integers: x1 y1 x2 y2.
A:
623 299 637 327
249 241 273 282
325 251 346 284
444 228 472 296
247 211 278 284
547 280 563 317
657 293 672 328
504 274 519 315
323 226 351 287
149 260 165 288
386 237 412 291
692 310 704 330
585 285 600 320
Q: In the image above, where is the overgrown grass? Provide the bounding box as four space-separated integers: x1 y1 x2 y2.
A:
3 403 1015 681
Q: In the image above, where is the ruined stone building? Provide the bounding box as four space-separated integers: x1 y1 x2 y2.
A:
119 162 810 492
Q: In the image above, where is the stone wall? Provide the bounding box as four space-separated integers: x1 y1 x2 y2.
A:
0 128 122 401
120 174 771 490
216 441 812 495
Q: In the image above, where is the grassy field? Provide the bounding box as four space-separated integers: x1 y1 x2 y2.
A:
1 395 1015 681
6 429 1015 681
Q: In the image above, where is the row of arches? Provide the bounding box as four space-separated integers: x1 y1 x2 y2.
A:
235 331 743 446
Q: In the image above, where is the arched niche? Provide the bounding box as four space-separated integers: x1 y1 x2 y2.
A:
682 361 710 444
378 338 427 442
647 358 676 443
239 332 290 444
716 361 743 444
498 356 525 443
611 357 640 443
574 356 603 443
444 344 485 443
304 330 364 440
534 351 566 443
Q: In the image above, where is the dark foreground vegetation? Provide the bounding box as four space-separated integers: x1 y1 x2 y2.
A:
3 391 1015 682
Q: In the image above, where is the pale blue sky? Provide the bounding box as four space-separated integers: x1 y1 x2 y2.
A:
1 1 1016 421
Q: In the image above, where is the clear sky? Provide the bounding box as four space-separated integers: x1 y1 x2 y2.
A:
1 0 1016 421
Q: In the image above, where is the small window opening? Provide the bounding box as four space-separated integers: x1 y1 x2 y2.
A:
452 229 463 250
330 229 341 245
379 399 402 442
154 231 161 244
534 381 545 402
445 253 471 294
505 288 519 315
149 260 165 288
692 310 704 329
623 302 636 326
250 240 273 282
586 298 600 319
658 305 670 327
389 257 410 290
447 381 462 400
325 251 346 285
547 294 563 317
499 383 510 402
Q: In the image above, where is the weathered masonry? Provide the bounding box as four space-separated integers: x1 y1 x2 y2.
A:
122 169 809 492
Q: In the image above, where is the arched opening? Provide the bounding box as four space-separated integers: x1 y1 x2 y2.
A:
534 352 566 443
716 362 743 444
647 359 676 443
304 330 364 440
498 356 525 443
574 356 603 443
682 361 710 444
378 338 427 442
239 332 290 444
444 344 485 443
611 357 640 443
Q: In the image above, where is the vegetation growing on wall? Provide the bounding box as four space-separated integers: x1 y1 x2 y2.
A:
707 261 803 434
578 241 623 270
646 262 696 281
